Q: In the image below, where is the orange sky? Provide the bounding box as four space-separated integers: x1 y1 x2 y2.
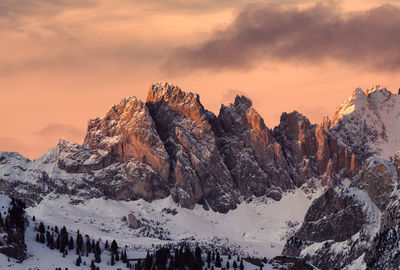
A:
1 0 400 159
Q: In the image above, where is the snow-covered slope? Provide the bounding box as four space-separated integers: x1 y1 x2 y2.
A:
0 188 321 269
25 182 324 259
331 85 400 159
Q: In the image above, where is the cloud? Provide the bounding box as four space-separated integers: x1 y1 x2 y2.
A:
35 123 84 142
221 88 251 104
163 1 400 73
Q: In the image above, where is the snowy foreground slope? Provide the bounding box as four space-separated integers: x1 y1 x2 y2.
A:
0 186 322 269
26 184 324 258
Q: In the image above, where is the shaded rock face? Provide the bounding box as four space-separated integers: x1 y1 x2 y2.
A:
284 154 400 269
283 186 377 269
145 83 239 212
0 82 359 213
273 111 359 186
216 96 292 198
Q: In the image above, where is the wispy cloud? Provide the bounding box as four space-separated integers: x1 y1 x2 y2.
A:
35 123 84 142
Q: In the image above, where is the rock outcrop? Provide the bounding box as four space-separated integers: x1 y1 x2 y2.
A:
283 154 400 269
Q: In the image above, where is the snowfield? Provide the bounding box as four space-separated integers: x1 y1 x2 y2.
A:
0 187 324 270
19 182 325 263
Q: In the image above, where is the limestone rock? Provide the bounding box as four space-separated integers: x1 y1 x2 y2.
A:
127 213 141 229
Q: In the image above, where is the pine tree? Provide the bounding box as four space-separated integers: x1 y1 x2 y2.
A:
233 260 238 269
32 215 36 221
86 237 92 254
226 260 230 269
76 233 83 255
239 259 244 270
68 236 74 250
94 241 101 263
49 233 55 249
105 240 109 250
111 254 115 266
76 255 82 266
215 252 221 268
90 260 96 270
39 222 45 234
145 251 152 270
56 235 61 250
40 233 45 244
111 240 118 255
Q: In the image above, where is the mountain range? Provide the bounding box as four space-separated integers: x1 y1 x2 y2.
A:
1 82 400 269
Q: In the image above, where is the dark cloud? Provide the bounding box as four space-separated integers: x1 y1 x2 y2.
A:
164 1 400 73
35 123 84 142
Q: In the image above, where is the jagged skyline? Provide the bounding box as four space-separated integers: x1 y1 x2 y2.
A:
1 0 400 159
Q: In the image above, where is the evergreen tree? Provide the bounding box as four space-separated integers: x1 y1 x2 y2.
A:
233 261 238 269
90 260 96 270
215 252 221 268
39 222 45 234
111 239 118 255
76 233 83 255
239 259 244 270
40 233 46 244
94 241 101 263
226 260 230 269
105 240 109 250
195 246 202 269
76 255 82 266
86 237 92 254
111 254 115 266
54 226 59 234
49 233 55 249
144 251 152 270
56 235 61 250
68 236 74 250
32 215 36 221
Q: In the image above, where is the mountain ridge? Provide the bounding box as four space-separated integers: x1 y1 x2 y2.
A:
0 82 359 213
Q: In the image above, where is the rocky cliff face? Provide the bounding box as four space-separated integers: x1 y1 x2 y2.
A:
283 154 400 269
0 82 359 213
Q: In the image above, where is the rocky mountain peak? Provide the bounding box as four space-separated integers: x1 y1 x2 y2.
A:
329 85 400 159
146 82 206 125
366 84 389 95
233 95 252 108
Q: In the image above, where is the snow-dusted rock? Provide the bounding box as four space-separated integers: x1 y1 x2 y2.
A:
330 85 400 160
